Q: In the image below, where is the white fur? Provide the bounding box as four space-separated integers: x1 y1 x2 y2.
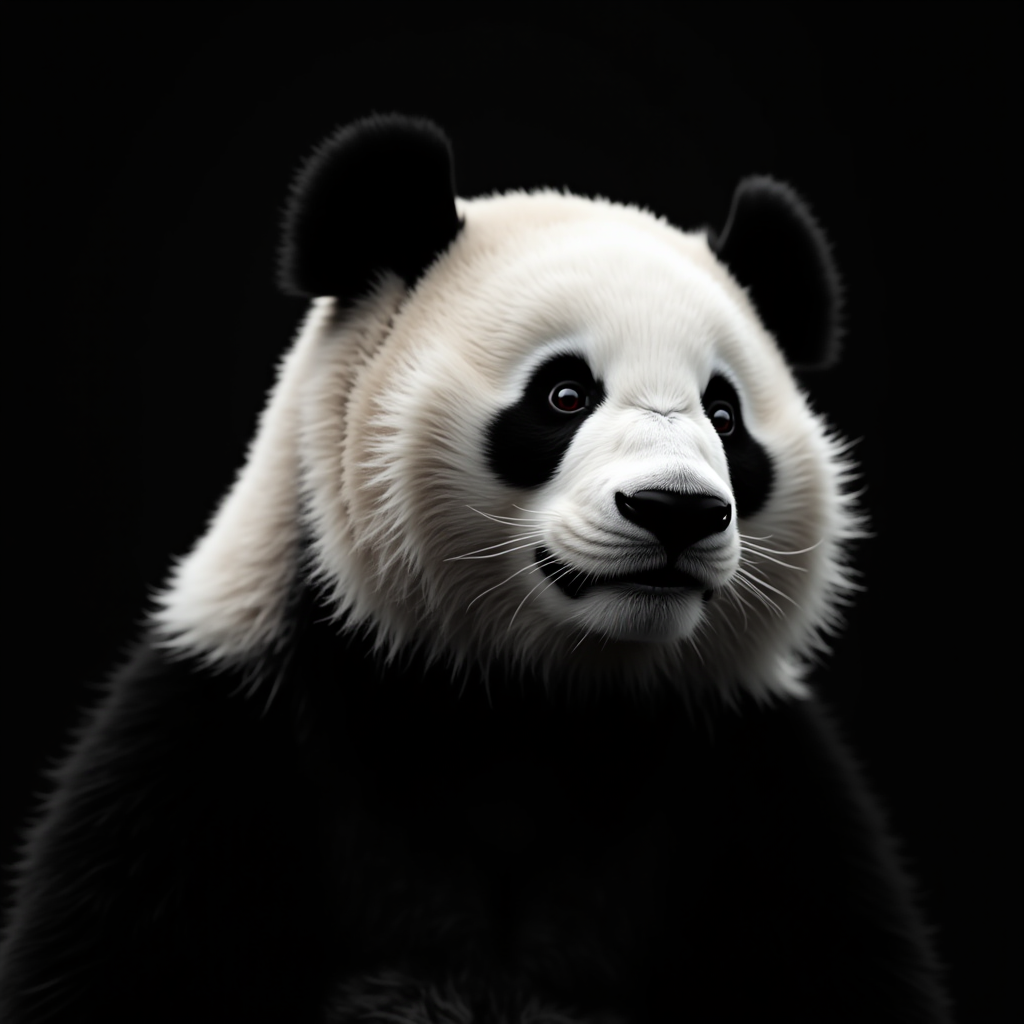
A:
153 191 863 701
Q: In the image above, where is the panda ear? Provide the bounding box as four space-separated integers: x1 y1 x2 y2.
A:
277 113 463 300
710 177 842 370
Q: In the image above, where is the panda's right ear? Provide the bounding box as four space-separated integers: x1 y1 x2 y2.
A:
277 113 463 300
709 177 843 371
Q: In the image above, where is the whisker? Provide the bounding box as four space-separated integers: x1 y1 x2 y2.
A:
512 504 561 517
569 624 594 654
741 537 823 557
697 612 720 642
735 572 785 618
736 567 800 609
466 505 552 526
445 533 545 561
508 563 569 629
467 553 558 609
733 573 778 610
716 594 746 638
535 562 585 602
508 560 588 634
740 549 807 572
738 556 773 581
726 585 756 629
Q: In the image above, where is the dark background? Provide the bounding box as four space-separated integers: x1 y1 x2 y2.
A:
4 2 1021 1019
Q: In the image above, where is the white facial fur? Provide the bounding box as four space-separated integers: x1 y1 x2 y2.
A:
153 191 862 702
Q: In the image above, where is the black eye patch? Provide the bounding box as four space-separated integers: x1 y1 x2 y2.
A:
486 354 605 489
700 374 773 517
486 360 773 514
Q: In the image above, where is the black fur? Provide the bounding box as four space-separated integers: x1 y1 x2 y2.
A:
710 176 842 369
277 113 463 300
487 363 773 517
487 354 605 489
0 577 952 1022
700 373 774 516
0 120 951 1023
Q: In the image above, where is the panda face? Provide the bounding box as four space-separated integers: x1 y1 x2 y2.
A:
314 196 858 695
155 190 860 701
472 243 747 650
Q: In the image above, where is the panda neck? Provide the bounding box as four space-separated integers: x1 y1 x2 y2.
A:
255 565 746 768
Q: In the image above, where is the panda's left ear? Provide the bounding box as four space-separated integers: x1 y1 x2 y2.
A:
277 113 463 300
709 177 842 370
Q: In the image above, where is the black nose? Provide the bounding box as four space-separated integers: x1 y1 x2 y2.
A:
615 490 732 560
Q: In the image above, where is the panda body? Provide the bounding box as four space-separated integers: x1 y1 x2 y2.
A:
0 117 951 1023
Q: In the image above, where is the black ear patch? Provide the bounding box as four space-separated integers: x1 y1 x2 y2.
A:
278 114 463 301
710 177 842 370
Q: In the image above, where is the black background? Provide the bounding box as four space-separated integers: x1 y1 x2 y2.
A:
4 3 1021 1020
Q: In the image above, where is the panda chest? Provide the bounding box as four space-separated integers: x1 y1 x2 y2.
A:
324 693 714 983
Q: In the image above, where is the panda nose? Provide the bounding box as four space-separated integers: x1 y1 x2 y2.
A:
614 490 732 558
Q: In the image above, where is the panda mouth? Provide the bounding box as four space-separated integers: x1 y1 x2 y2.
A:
536 548 710 600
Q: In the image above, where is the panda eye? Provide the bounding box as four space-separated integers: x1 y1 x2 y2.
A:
708 400 735 436
549 382 589 414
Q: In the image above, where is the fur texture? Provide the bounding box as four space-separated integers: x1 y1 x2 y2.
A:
155 188 862 700
710 176 843 369
0 115 951 1023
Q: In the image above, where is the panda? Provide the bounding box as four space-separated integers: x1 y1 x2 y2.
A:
0 114 952 1023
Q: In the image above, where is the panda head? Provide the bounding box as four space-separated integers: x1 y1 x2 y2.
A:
154 114 862 702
